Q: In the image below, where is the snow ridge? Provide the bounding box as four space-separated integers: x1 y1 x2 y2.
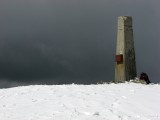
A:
0 83 160 120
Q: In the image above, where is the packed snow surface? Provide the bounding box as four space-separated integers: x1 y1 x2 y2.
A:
0 82 160 120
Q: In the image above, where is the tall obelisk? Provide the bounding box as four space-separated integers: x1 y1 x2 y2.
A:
115 16 137 82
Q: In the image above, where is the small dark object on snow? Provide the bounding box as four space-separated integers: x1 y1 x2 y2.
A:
140 72 151 84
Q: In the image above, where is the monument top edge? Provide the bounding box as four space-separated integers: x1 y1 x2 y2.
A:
118 16 132 18
118 16 132 23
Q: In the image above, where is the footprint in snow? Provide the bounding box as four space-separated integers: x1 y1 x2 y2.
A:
93 112 100 116
32 99 38 102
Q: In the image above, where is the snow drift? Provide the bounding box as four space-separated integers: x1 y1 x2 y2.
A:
0 82 160 120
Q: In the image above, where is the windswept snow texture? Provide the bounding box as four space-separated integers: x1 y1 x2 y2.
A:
0 83 160 120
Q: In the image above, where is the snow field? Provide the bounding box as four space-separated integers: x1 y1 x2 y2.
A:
0 82 160 120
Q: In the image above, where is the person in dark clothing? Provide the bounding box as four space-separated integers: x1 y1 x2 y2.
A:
140 72 151 84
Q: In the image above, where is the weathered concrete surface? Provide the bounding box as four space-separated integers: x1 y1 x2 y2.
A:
115 16 137 82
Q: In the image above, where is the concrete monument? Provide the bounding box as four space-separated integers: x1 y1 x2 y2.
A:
115 16 137 82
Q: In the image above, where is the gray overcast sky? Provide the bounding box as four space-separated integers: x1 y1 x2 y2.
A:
0 0 159 88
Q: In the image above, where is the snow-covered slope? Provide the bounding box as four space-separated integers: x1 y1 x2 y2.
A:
0 82 160 120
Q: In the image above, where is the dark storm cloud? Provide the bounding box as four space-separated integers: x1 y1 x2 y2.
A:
0 0 159 88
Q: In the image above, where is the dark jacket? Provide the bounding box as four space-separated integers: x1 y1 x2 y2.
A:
140 72 151 84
